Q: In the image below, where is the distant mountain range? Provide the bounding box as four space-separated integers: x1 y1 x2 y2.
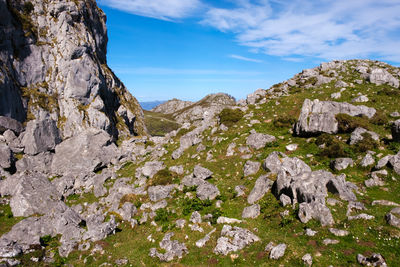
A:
139 101 166 111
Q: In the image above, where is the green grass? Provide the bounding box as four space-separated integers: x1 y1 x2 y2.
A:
144 110 181 136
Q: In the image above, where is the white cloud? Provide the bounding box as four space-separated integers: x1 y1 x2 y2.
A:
229 54 263 63
202 0 400 62
99 0 202 21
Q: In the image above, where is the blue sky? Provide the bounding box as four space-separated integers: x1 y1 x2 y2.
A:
97 0 400 102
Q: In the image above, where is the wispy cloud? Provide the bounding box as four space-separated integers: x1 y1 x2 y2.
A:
229 54 263 63
202 0 400 62
112 67 264 76
99 0 202 21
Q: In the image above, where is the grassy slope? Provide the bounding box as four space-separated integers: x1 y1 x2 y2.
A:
3 61 400 266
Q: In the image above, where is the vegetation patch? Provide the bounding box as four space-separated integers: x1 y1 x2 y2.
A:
218 108 244 127
336 113 370 133
148 169 177 186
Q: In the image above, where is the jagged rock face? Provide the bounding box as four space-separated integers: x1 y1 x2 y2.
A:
0 0 146 139
151 98 194 114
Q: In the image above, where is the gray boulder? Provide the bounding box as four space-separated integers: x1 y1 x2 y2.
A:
298 201 334 226
367 68 399 88
246 131 276 150
392 120 400 142
242 204 260 219
193 165 213 179
0 117 22 135
140 161 165 178
331 158 354 171
151 98 194 114
294 99 376 136
0 143 13 169
246 89 266 105
386 213 400 228
51 128 117 176
197 181 220 201
247 175 273 204
148 185 175 202
269 243 287 260
22 118 61 155
357 253 387 267
0 238 22 258
16 152 53 174
243 160 261 177
360 153 375 167
263 151 311 176
213 225 260 255
149 232 188 262
349 127 379 145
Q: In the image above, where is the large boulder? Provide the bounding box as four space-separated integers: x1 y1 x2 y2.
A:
51 128 118 176
0 117 23 135
294 99 376 136
0 143 13 169
246 130 276 150
367 68 399 88
213 225 260 255
21 118 61 155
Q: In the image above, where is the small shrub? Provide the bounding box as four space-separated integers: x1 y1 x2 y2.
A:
119 194 142 208
370 111 388 126
155 208 171 223
218 108 244 127
182 198 212 216
149 169 175 186
335 113 370 133
317 134 350 158
273 114 297 128
23 2 34 14
378 87 400 97
354 133 379 153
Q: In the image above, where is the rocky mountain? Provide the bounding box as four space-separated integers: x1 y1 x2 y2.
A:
2 19 400 266
151 98 193 114
0 0 147 143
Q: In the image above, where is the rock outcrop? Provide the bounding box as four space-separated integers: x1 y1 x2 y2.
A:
151 98 194 114
294 99 376 136
0 0 146 140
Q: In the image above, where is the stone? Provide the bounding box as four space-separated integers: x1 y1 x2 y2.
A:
357 253 387 266
385 213 400 228
348 213 375 220
193 165 213 179
242 204 260 219
22 118 61 155
367 68 399 88
216 217 242 224
298 202 334 226
190 211 202 224
213 225 260 255
263 151 311 176
285 144 298 151
349 127 379 145
247 175 273 204
294 99 376 136
360 153 375 167
195 228 216 248
169 165 184 175
246 131 276 150
0 239 22 258
51 129 118 176
148 185 175 202
372 200 400 207
0 143 13 169
149 232 188 262
302 253 313 266
0 117 23 135
392 120 400 142
175 219 186 229
234 185 246 197
140 161 165 178
352 95 369 103
117 202 137 221
196 181 220 201
246 89 266 105
280 194 291 207
331 158 354 171
375 155 392 169
226 142 236 156
269 243 287 260
329 228 349 237
323 239 339 245
305 228 317 236
390 112 400 118
243 161 261 177
331 92 341 99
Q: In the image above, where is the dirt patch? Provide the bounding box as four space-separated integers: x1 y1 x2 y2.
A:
357 240 376 248
207 258 218 265
256 251 266 260
307 240 317 248
343 248 355 256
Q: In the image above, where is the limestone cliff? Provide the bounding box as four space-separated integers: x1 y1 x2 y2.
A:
0 0 147 140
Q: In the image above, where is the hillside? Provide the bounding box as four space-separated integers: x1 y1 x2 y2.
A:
2 58 400 266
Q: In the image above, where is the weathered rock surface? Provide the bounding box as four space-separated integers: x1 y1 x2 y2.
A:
151 98 194 114
246 130 276 150
246 89 266 105
213 225 260 255
357 253 387 266
0 117 23 135
149 232 188 262
367 68 399 88
269 243 287 260
294 99 376 136
148 185 175 202
0 0 146 139
51 129 117 176
247 175 273 204
331 158 354 171
242 204 260 219
243 160 261 177
349 127 379 145
0 143 13 169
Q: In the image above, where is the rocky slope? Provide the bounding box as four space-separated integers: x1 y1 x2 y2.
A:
2 55 400 266
151 98 193 114
0 0 147 142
